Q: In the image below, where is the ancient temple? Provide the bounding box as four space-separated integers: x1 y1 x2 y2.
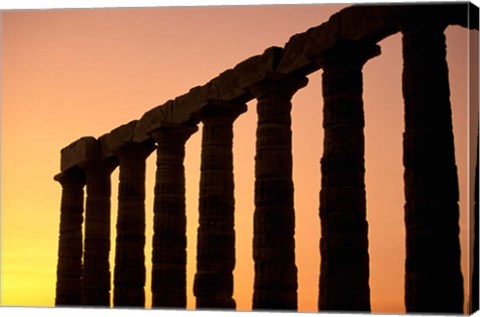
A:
54 3 479 313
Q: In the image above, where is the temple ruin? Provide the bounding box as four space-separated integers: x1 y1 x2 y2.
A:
54 3 479 313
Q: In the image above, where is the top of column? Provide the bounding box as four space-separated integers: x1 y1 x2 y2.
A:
313 40 381 69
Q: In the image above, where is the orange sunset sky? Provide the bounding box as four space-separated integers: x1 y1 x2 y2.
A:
1 0 478 314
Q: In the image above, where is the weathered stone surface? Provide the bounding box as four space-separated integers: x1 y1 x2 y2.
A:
316 41 377 312
99 120 140 156
375 3 478 34
150 124 198 308
338 6 396 43
113 141 155 307
302 13 340 62
207 69 250 104
276 31 318 77
250 73 307 311
170 86 209 123
81 157 119 306
54 167 86 306
193 102 247 309
401 21 463 313
234 47 283 90
133 101 171 143
60 137 98 172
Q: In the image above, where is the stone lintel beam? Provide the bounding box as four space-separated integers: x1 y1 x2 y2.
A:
134 86 215 143
133 100 201 144
338 6 397 43
376 3 478 33
99 120 151 157
276 31 320 77
134 101 173 143
277 15 337 76
304 12 386 62
207 69 251 104
233 46 283 89
277 6 389 76
277 4 474 77
170 86 214 123
60 137 98 172
134 46 285 144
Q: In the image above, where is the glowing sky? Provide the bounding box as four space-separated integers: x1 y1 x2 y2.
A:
1 1 478 313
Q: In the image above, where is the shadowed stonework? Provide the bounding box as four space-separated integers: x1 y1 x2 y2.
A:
54 3 479 313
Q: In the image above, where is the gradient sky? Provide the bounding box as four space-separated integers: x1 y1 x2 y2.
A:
0 1 478 314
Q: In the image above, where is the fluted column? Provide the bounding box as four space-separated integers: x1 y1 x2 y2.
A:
81 157 118 306
113 140 156 307
54 167 87 306
401 21 464 313
150 124 197 308
193 102 247 309
250 72 307 310
315 41 379 312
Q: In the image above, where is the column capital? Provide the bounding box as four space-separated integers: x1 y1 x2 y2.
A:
198 100 247 124
314 40 381 69
81 156 119 175
54 167 87 187
149 124 198 144
383 6 448 34
113 139 156 161
249 72 308 100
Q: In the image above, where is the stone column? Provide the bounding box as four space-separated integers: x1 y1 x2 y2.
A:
193 101 247 309
150 124 197 308
401 21 464 313
54 167 87 306
81 157 118 306
250 72 307 310
315 41 379 312
113 140 156 307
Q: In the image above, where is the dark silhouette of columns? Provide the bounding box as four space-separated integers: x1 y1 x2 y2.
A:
113 141 156 307
81 157 118 306
150 124 197 308
315 41 379 312
193 101 247 309
54 167 87 306
401 20 464 313
250 72 307 310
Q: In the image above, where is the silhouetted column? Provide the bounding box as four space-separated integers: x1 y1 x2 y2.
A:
54 167 87 306
150 124 197 308
315 41 379 312
401 21 464 313
82 157 118 306
250 72 307 310
193 102 247 309
113 141 156 307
